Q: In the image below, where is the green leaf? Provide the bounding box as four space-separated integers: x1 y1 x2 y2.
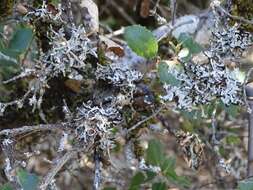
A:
124 25 158 59
145 140 190 188
17 169 39 190
152 182 166 190
144 171 156 182
238 179 253 190
161 158 190 187
129 172 146 190
161 158 176 174
146 139 164 166
0 183 13 190
8 26 33 58
158 61 181 86
177 33 202 55
0 38 5 49
0 25 32 78
103 187 117 190
226 135 241 145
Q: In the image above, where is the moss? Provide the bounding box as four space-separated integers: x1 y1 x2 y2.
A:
231 0 253 32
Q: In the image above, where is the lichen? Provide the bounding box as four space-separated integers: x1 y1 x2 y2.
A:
161 5 252 110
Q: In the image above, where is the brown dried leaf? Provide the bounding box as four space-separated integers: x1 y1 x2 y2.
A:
99 35 125 57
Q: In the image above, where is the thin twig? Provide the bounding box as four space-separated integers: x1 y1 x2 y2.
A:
93 150 102 190
246 82 253 177
0 52 18 64
105 27 125 38
153 20 194 42
211 106 218 144
1 139 20 189
247 100 253 177
217 5 253 25
3 69 35 84
243 68 253 113
170 0 177 25
40 150 77 190
109 0 136 25
128 106 164 132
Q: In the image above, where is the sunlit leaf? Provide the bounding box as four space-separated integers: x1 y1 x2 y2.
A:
124 25 158 59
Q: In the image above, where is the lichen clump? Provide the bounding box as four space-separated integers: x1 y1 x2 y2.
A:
161 9 252 110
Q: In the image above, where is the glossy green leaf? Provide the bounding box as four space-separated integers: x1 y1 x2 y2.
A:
152 182 166 190
158 62 181 86
0 183 13 190
177 33 202 55
17 169 39 190
124 25 158 59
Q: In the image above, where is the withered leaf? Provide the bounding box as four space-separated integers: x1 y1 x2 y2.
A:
99 35 125 57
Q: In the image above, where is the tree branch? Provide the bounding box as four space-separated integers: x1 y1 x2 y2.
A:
0 123 67 137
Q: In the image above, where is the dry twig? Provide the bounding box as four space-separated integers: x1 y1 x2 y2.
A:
128 106 164 132
40 150 77 190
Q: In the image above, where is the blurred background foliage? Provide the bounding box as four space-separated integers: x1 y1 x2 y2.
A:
0 0 252 189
